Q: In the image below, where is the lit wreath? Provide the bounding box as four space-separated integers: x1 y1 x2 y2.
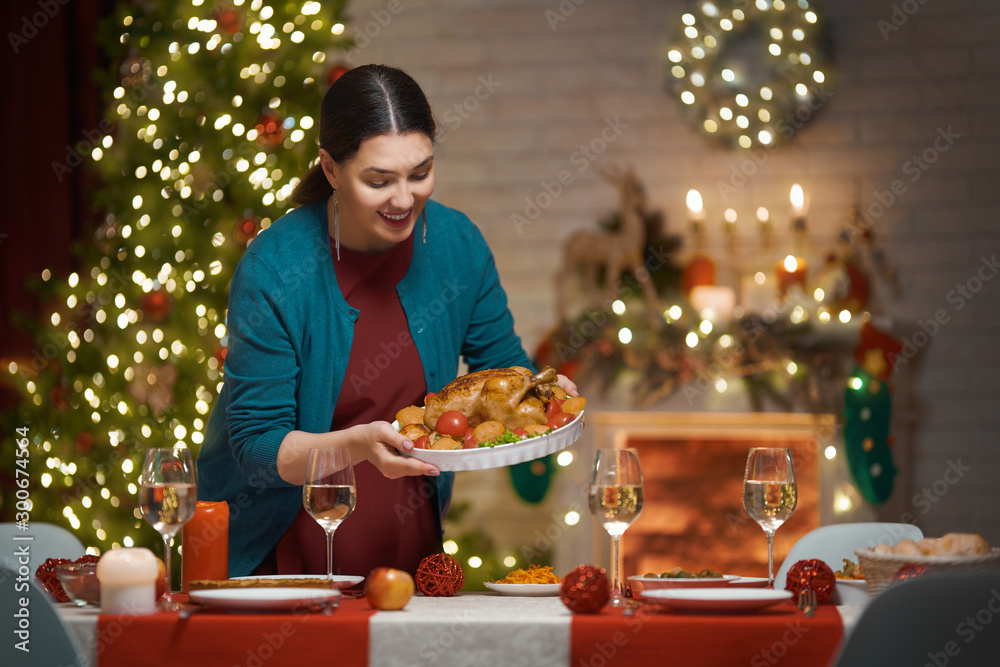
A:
665 0 835 151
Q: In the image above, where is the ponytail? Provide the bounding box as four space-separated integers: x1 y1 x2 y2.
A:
288 164 333 208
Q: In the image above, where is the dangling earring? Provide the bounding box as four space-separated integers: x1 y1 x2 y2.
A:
333 189 340 260
421 209 427 245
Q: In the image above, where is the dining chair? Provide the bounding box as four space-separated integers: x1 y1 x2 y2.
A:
0 563 87 667
774 522 923 591
832 571 1000 667
0 521 86 575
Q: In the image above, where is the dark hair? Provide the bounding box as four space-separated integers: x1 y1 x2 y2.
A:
289 64 436 207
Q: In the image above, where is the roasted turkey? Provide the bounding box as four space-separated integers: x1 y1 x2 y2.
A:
423 366 558 431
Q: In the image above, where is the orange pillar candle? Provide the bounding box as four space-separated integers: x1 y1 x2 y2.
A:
775 254 808 296
181 500 229 590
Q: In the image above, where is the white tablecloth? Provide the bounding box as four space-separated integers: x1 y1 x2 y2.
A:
57 595 864 667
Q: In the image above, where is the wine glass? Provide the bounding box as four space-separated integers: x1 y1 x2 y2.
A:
743 447 797 588
139 447 197 610
303 448 356 585
588 448 644 608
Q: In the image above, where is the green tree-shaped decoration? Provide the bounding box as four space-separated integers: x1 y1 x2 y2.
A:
3 0 351 557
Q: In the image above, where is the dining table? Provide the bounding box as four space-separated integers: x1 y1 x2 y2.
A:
57 591 863 667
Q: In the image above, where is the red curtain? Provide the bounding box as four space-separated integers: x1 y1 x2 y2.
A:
0 0 110 408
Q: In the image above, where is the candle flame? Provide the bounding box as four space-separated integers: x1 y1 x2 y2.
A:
686 189 703 217
783 255 798 272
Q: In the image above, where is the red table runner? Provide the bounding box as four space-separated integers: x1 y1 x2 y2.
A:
571 601 843 667
96 597 376 667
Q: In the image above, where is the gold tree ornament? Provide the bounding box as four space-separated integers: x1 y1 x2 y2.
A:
665 0 835 150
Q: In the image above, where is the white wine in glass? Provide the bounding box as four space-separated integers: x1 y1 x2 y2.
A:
303 448 356 585
588 448 644 607
139 447 197 610
743 447 797 588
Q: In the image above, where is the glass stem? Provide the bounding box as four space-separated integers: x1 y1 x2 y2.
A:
611 534 621 598
162 534 173 603
765 529 776 588
326 530 335 584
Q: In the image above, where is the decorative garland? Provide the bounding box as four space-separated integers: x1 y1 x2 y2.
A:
665 0 835 150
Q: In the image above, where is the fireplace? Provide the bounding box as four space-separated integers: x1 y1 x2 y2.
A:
565 412 861 581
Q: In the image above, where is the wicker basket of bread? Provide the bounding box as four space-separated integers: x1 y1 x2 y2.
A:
855 533 1000 597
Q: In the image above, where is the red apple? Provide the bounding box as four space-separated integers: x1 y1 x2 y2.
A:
366 567 415 610
155 557 166 599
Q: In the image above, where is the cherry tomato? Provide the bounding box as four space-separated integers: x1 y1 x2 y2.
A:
464 426 476 442
546 412 576 430
463 434 479 449
413 435 430 450
512 428 528 439
435 410 468 437
424 392 436 405
546 398 564 420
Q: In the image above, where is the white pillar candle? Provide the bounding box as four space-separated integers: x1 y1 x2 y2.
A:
97 547 159 615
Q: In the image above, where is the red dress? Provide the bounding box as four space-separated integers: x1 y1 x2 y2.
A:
254 234 442 578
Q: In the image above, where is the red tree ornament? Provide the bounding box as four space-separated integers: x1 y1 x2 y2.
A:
784 559 836 604
326 63 350 86
559 564 610 613
233 213 260 244
415 553 464 596
214 6 243 35
255 111 285 146
142 289 173 322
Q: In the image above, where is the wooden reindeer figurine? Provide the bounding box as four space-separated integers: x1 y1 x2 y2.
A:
554 164 662 320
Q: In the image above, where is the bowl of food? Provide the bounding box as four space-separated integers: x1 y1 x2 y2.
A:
833 558 869 605
629 567 733 592
55 562 101 607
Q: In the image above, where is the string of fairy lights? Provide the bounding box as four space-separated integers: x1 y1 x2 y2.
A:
665 0 833 150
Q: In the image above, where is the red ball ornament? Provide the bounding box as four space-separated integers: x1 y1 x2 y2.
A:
75 432 95 455
784 559 836 604
255 111 285 146
233 213 261 244
892 563 927 583
415 553 464 596
142 289 173 322
559 564 610 613
214 6 243 35
326 63 350 86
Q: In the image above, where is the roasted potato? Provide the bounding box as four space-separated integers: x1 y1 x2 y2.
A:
429 436 462 450
400 423 430 440
396 405 425 427
523 424 552 436
473 420 505 443
561 397 586 415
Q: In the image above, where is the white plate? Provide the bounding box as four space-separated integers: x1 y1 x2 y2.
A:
230 574 364 590
483 582 561 596
189 587 341 611
398 411 585 472
641 588 793 612
628 575 734 590
725 576 770 588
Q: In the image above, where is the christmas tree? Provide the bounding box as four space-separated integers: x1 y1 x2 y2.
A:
3 0 351 556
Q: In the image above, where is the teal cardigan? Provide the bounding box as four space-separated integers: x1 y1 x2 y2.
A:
197 199 533 576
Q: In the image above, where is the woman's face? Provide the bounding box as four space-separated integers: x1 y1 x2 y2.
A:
321 132 435 253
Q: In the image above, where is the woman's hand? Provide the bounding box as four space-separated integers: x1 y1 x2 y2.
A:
276 422 439 485
347 421 441 479
556 373 580 398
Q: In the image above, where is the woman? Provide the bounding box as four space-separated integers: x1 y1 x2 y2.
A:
198 64 576 578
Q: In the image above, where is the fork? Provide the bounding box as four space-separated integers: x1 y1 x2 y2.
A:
798 587 817 618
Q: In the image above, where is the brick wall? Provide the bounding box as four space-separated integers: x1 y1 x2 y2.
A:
343 0 1000 558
